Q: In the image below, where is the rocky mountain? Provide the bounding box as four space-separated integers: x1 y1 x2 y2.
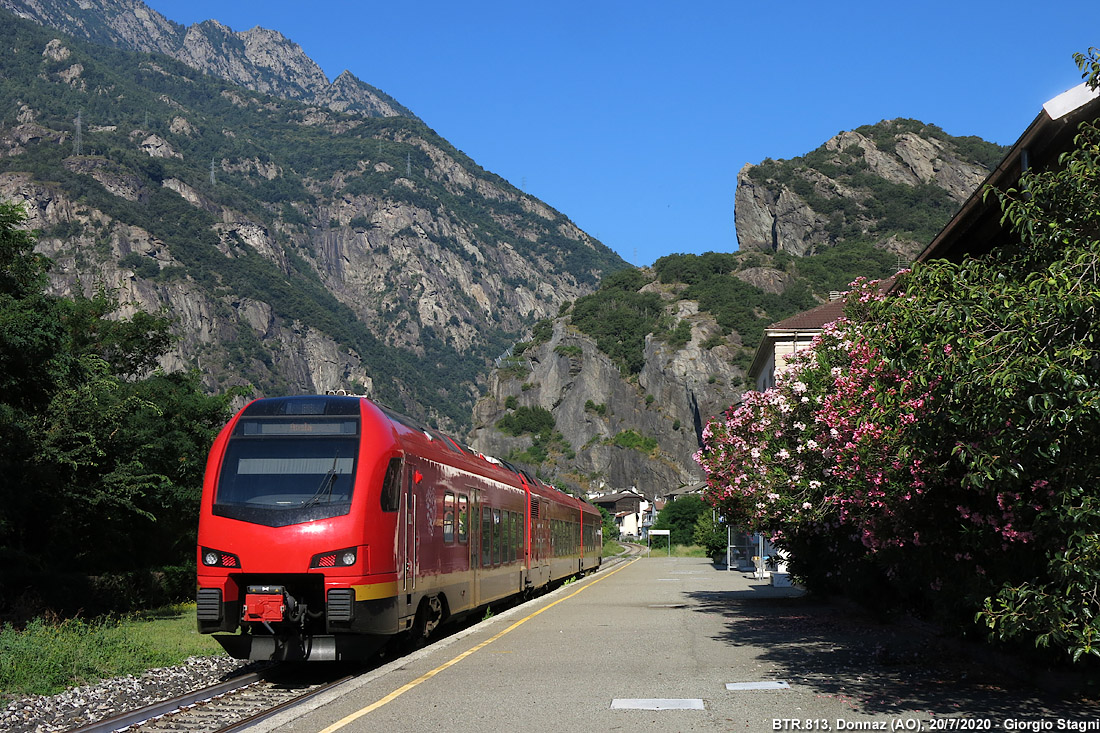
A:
0 0 1008 498
735 119 1005 259
468 125 1006 497
0 9 624 429
0 0 415 119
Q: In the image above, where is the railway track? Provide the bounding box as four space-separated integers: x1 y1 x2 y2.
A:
69 665 357 733
53 560 620 733
617 541 646 558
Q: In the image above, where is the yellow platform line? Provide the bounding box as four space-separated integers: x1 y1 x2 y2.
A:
318 558 639 733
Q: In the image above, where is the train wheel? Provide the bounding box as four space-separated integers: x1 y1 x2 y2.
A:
413 595 444 641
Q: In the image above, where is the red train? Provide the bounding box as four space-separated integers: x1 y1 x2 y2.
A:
196 394 602 661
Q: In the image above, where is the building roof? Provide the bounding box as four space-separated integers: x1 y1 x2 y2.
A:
589 491 643 505
661 483 705 499
917 83 1100 264
769 297 847 331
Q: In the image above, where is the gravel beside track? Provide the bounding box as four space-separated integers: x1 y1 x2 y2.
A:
0 656 254 733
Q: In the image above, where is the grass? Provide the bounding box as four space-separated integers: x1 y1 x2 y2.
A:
0 604 225 703
643 543 712 558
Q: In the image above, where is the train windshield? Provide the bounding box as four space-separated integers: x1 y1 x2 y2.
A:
214 417 360 527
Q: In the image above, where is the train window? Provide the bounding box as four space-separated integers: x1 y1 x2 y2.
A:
457 495 468 543
504 511 512 562
213 420 360 527
507 512 515 562
507 511 515 563
443 492 455 543
380 457 402 512
492 509 502 565
508 510 517 561
481 507 492 567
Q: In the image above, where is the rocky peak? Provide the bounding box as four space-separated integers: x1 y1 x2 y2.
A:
0 0 418 119
735 119 1004 259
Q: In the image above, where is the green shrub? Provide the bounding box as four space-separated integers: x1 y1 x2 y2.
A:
496 406 555 436
0 606 221 698
607 430 657 453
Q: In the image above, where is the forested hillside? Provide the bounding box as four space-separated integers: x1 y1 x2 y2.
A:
0 10 624 429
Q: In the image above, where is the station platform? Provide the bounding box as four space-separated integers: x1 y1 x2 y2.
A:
251 554 1096 732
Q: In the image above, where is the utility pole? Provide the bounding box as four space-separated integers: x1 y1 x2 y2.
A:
73 110 82 156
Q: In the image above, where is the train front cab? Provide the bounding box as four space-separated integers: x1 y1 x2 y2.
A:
196 396 408 661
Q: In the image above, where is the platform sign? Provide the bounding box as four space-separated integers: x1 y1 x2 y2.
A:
648 529 671 557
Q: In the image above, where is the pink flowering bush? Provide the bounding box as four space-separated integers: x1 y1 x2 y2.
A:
699 107 1100 663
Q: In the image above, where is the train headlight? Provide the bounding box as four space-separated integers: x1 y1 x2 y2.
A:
311 547 358 569
201 547 240 568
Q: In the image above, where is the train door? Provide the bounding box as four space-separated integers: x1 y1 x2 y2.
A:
401 466 418 600
469 488 481 606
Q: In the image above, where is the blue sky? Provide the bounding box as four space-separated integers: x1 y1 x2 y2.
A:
143 0 1095 267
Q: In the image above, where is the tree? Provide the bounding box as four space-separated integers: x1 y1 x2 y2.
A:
651 495 706 547
598 506 618 546
697 52 1100 662
692 511 728 559
0 202 236 616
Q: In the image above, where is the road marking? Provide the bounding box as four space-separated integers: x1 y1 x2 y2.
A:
726 681 791 690
611 699 705 710
317 558 641 733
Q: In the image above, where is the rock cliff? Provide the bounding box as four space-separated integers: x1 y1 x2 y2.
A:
734 120 1003 259
468 301 743 498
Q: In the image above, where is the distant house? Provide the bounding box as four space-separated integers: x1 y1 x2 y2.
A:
588 490 648 538
748 296 847 391
746 82 1100 387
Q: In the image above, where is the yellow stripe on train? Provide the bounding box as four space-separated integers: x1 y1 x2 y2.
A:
351 581 399 601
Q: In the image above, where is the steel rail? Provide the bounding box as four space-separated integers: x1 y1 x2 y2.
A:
210 673 357 733
68 671 265 733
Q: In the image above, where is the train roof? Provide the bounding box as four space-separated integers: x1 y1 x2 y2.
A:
242 394 601 515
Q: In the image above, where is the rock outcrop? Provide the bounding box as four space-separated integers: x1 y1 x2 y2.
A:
468 300 744 498
734 120 1002 259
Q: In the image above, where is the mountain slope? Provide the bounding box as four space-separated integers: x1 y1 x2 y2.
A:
0 11 625 428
